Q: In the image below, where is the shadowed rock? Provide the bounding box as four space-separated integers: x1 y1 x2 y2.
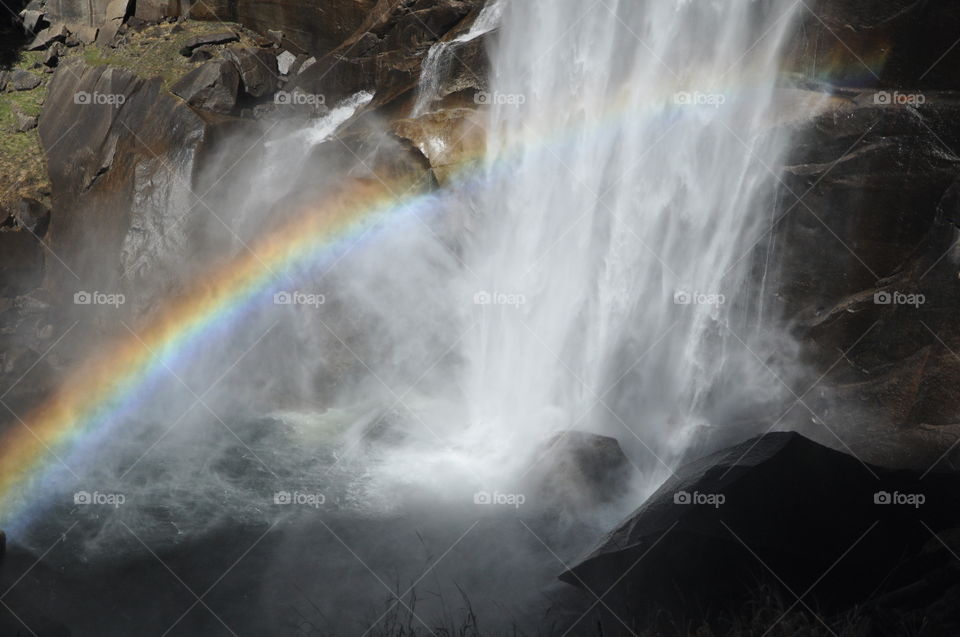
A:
561 432 960 623
170 59 240 113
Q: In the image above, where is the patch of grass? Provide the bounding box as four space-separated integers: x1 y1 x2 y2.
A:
0 52 50 208
82 20 259 90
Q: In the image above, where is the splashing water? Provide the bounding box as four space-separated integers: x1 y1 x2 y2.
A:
410 0 506 117
453 0 803 480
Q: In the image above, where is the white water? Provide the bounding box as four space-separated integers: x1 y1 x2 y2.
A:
410 0 505 116
451 0 802 480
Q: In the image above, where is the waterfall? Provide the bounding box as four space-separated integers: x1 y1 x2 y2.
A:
457 0 801 476
410 0 505 117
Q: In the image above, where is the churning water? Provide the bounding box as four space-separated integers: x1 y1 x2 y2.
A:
5 1 807 633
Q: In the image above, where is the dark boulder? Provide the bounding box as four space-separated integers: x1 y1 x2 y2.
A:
525 431 634 509
170 59 240 113
561 432 960 624
9 70 42 91
222 46 279 98
177 30 239 56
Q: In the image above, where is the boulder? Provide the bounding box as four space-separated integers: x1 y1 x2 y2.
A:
170 59 240 113
9 70 41 91
73 25 99 45
134 0 181 22
562 432 960 622
525 431 634 509
19 9 44 33
222 46 279 98
178 30 239 56
15 112 38 132
187 46 214 63
43 41 65 67
26 23 67 51
276 50 297 75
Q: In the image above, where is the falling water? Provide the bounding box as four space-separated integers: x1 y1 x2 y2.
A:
457 0 802 477
410 0 506 116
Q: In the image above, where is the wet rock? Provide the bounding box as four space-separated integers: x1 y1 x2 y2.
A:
9 70 42 91
13 198 50 236
178 30 239 56
392 108 485 184
526 431 634 508
562 432 960 622
222 46 279 98
170 59 240 113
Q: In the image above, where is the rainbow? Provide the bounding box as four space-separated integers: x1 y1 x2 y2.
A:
0 175 445 529
0 56 892 530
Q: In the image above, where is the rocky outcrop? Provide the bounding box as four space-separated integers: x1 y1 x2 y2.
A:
290 0 484 109
170 58 240 113
185 0 379 55
762 89 960 467
786 1 960 89
562 432 960 631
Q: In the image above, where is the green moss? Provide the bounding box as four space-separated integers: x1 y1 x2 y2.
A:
0 20 258 207
0 63 50 207
82 21 256 90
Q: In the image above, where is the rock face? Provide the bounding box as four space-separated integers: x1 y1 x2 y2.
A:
786 1 960 90
562 432 960 629
185 0 379 55
170 58 240 113
38 58 251 315
290 0 484 107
